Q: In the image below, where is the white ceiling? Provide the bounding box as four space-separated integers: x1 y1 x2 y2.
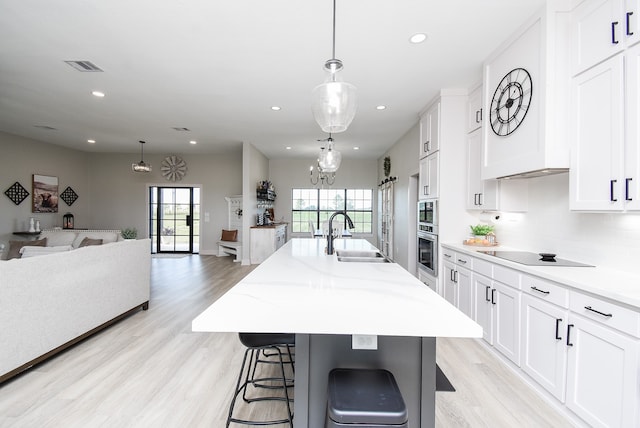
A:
0 0 546 160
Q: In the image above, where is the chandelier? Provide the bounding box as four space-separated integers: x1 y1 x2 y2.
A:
132 140 152 172
311 0 357 133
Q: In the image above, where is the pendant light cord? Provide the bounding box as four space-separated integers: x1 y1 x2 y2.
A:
331 0 336 60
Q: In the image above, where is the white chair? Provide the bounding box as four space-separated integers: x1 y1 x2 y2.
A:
321 221 330 238
332 224 344 239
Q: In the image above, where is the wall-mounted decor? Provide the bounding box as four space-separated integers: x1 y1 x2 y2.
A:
60 186 78 206
4 181 30 205
161 155 187 181
32 174 59 213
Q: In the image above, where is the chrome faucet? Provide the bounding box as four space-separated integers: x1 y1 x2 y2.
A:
327 211 355 255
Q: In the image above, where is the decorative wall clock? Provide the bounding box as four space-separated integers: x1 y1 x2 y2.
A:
161 156 187 181
489 67 532 136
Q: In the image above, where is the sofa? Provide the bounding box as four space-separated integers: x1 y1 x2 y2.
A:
0 231 151 383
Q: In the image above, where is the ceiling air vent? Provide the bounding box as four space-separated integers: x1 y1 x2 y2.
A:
171 127 191 132
64 60 103 72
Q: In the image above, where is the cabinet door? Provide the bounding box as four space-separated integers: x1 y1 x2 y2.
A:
473 274 493 345
467 86 483 133
419 101 440 158
493 280 521 366
467 129 498 210
572 0 625 76
418 152 439 200
443 260 457 306
570 54 625 211
521 295 568 402
626 42 640 209
566 315 640 428
456 266 473 319
627 0 640 47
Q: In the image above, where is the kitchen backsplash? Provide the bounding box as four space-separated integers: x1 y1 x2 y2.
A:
486 173 640 274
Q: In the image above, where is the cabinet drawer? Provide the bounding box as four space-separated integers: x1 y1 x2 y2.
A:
473 258 493 278
570 291 640 338
441 248 456 262
493 265 521 289
522 274 569 309
455 253 473 268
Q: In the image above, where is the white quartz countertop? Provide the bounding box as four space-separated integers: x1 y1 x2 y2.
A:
193 239 482 338
443 242 640 310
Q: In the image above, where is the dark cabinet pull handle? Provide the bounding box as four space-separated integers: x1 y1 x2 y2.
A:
424 185 428 195
478 193 483 206
612 21 620 44
585 305 613 318
626 178 633 201
424 142 428 153
610 179 618 201
485 285 490 302
474 193 478 205
457 259 467 264
567 324 574 346
627 11 634 36
555 318 562 340
443 253 452 258
479 108 483 122
491 288 496 305
530 286 550 295
450 269 455 282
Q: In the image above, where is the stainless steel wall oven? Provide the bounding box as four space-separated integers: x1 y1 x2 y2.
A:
417 200 438 277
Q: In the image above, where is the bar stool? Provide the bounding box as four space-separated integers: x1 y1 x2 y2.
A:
226 333 295 427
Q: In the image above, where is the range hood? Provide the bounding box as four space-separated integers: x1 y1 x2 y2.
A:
497 168 569 180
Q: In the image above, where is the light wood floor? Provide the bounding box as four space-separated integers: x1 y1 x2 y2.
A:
0 255 575 427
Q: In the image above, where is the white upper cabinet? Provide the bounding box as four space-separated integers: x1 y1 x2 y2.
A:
467 84 483 133
419 101 440 159
570 16 640 211
572 0 640 76
482 4 572 179
419 152 439 200
570 55 625 210
467 129 498 210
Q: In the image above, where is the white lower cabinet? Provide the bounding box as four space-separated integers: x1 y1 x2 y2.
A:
565 311 640 428
442 251 473 319
444 242 640 428
521 294 569 401
250 224 287 264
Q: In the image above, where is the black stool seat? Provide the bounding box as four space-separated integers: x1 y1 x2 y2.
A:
239 333 295 348
326 368 407 427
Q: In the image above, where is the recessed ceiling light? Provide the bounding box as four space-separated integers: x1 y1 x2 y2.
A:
91 90 105 97
410 33 427 44
353 147 360 150
285 146 292 150
189 140 197 145
271 106 281 111
87 139 96 144
376 105 387 110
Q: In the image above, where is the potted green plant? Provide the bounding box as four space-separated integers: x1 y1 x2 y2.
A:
468 224 494 245
121 227 137 240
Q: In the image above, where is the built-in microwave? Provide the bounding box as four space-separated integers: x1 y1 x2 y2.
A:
418 200 437 232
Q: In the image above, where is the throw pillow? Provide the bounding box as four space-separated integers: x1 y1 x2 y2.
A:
221 229 238 242
79 237 103 247
7 238 47 259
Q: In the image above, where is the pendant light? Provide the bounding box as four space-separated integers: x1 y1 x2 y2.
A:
132 140 152 172
318 134 341 172
311 0 357 134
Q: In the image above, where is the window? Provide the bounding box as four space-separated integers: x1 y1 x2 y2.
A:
291 188 373 234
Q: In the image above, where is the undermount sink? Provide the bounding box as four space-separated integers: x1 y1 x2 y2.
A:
335 250 390 263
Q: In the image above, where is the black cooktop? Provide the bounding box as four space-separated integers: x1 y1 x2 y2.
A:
479 251 593 267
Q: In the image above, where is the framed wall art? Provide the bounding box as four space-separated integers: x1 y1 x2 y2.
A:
32 174 59 213
4 181 30 205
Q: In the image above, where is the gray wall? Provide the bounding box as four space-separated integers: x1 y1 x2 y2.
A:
0 131 242 256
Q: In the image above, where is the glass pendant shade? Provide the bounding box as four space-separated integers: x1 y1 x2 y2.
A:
318 142 342 172
312 68 357 134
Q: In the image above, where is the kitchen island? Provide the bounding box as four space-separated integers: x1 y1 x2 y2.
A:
193 238 481 427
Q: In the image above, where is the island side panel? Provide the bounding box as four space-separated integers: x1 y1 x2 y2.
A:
294 334 435 428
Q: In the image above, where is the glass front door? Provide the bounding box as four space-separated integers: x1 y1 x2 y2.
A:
150 187 200 253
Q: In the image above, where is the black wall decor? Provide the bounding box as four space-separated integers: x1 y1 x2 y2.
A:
4 181 30 205
60 186 78 206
